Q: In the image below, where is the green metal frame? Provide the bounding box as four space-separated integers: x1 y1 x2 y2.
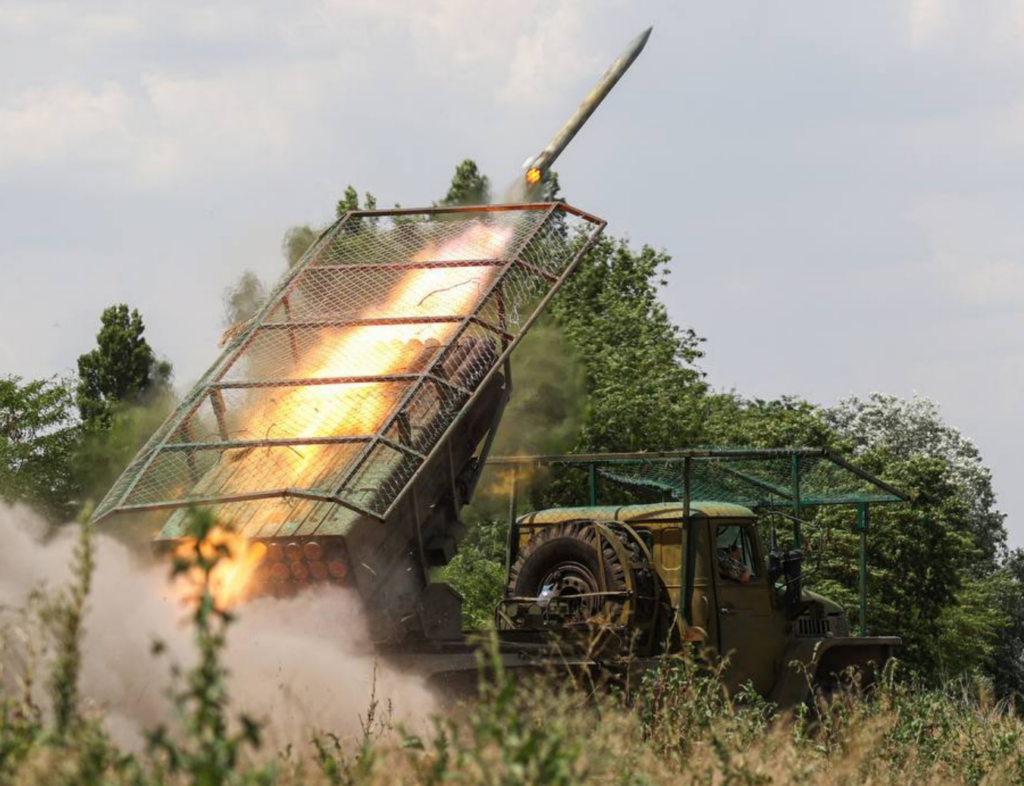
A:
486 447 907 637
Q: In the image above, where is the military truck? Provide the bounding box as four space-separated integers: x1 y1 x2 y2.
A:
92 200 905 707
493 499 899 706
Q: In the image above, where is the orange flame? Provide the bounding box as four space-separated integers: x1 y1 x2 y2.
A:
234 222 514 488
185 220 516 604
175 527 268 609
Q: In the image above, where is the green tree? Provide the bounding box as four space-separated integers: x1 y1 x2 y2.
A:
75 304 171 428
992 549 1024 698
551 234 706 452
222 271 266 326
439 518 508 628
438 159 490 206
282 225 319 268
695 391 1015 684
698 394 834 449
336 185 360 218
74 305 174 506
819 394 1015 681
821 393 1006 562
0 375 80 520
336 186 378 219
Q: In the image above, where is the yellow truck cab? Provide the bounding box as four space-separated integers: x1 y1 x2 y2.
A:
504 501 899 705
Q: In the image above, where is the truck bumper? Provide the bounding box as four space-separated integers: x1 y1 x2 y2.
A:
770 635 901 708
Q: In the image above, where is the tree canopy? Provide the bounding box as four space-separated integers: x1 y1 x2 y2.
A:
437 159 490 207
75 305 171 429
0 375 80 520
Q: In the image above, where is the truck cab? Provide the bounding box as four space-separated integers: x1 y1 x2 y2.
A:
503 502 899 704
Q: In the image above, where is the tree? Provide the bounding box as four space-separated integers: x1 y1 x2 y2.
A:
283 225 319 268
821 393 1006 562
550 234 707 453
222 271 266 327
695 390 1015 683
335 185 360 218
75 305 172 429
336 186 378 219
698 394 834 449
437 159 490 206
0 375 80 520
807 453 986 679
992 549 1024 698
73 305 174 506
269 162 1019 693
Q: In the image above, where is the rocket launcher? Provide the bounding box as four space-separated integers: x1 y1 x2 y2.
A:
93 27 653 640
93 203 605 640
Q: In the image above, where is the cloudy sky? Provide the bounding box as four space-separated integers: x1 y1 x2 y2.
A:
2 0 1022 546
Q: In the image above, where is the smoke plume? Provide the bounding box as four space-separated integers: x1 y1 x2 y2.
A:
0 504 434 752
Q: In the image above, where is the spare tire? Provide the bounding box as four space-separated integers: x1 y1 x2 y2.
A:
507 521 628 624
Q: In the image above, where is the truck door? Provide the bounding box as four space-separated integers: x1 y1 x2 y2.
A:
711 521 784 695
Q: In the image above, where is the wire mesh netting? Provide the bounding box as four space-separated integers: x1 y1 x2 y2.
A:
483 449 905 512
590 453 903 508
93 203 606 533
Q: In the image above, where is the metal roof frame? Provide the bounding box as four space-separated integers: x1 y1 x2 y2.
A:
486 447 907 636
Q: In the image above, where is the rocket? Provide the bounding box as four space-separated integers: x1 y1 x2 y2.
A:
520 26 653 192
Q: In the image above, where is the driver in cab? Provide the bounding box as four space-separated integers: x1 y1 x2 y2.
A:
718 541 751 584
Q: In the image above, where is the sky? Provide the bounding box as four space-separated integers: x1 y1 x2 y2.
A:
1 0 1022 546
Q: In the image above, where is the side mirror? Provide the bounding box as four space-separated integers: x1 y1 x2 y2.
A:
769 549 804 611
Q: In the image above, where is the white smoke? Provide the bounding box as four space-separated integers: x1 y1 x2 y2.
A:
0 503 435 752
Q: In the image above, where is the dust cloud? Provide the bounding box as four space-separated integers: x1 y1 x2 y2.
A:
0 504 435 752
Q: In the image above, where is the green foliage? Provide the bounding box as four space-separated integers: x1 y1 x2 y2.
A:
490 315 586 458
550 233 706 452
0 518 137 785
1 521 1024 784
401 633 586 786
283 225 319 268
699 394 833 449
934 573 1014 679
696 391 1018 687
993 550 1024 699
0 375 80 521
223 271 267 326
147 508 272 786
73 391 175 507
818 395 1017 686
75 304 171 429
438 518 507 628
336 186 379 233
437 160 490 207
42 519 96 738
822 393 1006 561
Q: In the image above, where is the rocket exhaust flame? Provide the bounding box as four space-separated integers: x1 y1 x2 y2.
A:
204 222 514 524
175 222 514 604
174 527 267 609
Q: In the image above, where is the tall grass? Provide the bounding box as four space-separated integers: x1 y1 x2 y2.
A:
1 514 1022 785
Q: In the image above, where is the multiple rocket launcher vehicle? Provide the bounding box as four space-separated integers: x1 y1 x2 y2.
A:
93 28 651 640
94 28 900 699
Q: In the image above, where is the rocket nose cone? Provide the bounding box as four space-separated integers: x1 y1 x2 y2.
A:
630 26 653 54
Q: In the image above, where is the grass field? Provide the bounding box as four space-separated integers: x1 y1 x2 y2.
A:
2 517 1023 786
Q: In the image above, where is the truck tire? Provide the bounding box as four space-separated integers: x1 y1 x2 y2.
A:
507 521 628 622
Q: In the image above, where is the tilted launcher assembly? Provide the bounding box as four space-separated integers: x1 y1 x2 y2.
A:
93 24 653 643
92 29 906 704
93 203 606 641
